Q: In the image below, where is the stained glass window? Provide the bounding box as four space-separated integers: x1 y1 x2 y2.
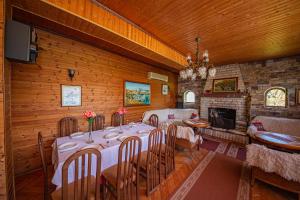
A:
265 88 287 107
184 91 196 103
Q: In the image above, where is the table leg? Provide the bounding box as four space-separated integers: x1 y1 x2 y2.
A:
193 127 201 151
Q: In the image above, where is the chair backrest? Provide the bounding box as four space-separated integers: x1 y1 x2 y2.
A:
116 136 142 195
111 112 124 127
38 132 49 200
165 124 177 176
149 114 159 128
92 114 105 131
62 148 101 200
146 129 163 194
59 117 78 137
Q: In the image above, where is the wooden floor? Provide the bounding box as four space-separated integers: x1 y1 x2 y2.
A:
15 148 297 200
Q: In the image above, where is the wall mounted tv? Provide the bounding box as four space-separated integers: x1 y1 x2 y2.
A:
5 20 38 63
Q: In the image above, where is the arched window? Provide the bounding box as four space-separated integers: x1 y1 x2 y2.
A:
184 91 196 103
265 87 287 107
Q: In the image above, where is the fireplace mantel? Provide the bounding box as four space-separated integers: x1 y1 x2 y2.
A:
201 92 248 98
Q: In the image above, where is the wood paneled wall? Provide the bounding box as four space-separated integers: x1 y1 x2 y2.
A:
11 29 177 175
0 0 6 196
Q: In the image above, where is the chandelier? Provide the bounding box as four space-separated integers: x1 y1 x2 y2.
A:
179 37 216 81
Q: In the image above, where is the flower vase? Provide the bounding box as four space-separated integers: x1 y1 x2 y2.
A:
87 119 94 144
118 116 123 134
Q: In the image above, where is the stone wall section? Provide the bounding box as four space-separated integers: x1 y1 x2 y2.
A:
178 55 300 120
239 56 300 119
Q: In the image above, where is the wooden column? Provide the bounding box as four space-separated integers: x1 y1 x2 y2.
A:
0 0 15 199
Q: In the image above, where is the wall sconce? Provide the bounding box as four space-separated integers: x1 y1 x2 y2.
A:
68 69 75 81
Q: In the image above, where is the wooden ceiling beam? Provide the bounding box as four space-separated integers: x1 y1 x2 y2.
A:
10 0 186 70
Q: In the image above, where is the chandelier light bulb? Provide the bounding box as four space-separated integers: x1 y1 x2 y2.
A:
191 73 197 81
203 50 209 58
209 67 216 77
186 54 192 61
180 70 185 78
186 68 194 77
198 66 207 75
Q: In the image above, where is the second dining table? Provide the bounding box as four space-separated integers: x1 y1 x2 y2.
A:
51 122 155 188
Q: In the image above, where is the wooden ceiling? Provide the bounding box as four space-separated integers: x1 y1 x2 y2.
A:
96 0 300 65
10 0 186 71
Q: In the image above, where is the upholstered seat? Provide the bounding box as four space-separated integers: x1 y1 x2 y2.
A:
138 150 161 171
51 177 98 200
139 151 148 170
142 108 199 132
248 116 300 137
103 163 137 189
161 144 166 154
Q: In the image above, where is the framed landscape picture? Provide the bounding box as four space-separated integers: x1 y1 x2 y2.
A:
124 81 151 106
213 77 238 93
61 85 82 106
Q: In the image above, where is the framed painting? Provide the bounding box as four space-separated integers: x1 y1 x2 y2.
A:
212 77 238 93
124 81 151 107
296 88 300 105
61 85 82 107
162 84 168 95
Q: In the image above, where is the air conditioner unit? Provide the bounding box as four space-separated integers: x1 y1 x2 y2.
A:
148 72 168 82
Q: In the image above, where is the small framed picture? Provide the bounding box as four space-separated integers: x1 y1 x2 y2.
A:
61 85 82 107
162 84 168 95
296 88 300 105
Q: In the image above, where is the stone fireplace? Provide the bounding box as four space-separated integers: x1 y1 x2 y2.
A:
208 107 236 130
200 94 250 144
199 64 251 144
200 94 249 131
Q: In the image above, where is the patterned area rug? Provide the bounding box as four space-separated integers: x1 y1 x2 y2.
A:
200 136 247 161
170 151 250 200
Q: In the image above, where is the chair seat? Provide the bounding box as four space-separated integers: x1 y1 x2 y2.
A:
139 151 148 170
139 150 162 170
103 163 136 189
51 177 98 200
161 144 166 154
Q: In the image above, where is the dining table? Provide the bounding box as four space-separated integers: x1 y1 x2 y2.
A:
51 123 155 188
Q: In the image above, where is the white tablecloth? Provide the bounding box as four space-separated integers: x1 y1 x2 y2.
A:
51 123 155 188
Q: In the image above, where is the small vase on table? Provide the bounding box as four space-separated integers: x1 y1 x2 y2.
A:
87 119 94 144
83 111 96 144
117 107 128 134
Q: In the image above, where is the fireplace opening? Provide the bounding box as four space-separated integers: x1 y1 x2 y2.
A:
208 108 236 130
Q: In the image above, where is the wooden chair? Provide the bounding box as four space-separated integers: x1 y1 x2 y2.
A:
103 136 142 200
92 114 105 131
162 124 177 178
111 112 124 127
38 132 55 200
51 148 102 200
59 117 78 137
149 114 159 128
139 128 163 196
